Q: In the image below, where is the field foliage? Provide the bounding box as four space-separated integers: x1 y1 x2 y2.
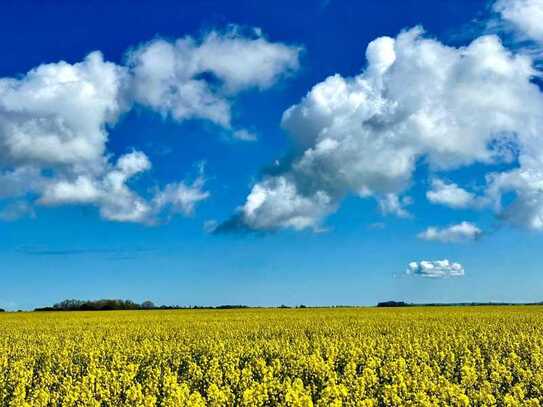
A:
1 307 543 406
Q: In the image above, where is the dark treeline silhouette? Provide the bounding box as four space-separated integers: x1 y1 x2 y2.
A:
34 299 157 311
0 308 4 312
377 301 409 307
33 299 255 312
32 300 323 312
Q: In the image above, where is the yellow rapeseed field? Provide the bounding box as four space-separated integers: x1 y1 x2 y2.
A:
1 306 543 406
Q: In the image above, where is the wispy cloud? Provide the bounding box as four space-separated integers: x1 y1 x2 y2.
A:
417 222 482 243
17 246 156 259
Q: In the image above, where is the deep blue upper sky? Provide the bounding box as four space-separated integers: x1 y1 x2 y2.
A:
1 0 542 310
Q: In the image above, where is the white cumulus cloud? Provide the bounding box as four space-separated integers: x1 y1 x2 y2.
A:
407 260 465 278
426 179 478 209
220 24 543 232
127 26 301 128
0 26 298 223
38 151 210 224
0 52 154 222
39 151 152 223
235 175 334 231
0 51 127 169
417 221 482 243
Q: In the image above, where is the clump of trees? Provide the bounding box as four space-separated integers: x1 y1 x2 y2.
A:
35 299 156 311
377 301 410 307
0 308 5 312
33 300 255 312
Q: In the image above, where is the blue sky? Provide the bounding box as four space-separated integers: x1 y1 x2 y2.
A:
1 0 543 310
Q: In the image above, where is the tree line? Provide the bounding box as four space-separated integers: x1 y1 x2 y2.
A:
33 299 253 312
34 299 157 311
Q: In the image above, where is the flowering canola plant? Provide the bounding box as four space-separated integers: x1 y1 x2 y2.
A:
1 306 543 406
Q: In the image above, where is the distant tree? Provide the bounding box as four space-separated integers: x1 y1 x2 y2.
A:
0 308 5 312
141 300 156 309
54 299 85 310
377 301 409 307
215 305 249 309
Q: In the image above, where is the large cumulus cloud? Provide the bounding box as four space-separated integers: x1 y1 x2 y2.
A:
220 23 543 232
0 52 153 222
0 27 300 223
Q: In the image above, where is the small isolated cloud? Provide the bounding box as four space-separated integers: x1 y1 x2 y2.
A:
152 175 209 218
426 179 478 209
203 219 219 233
417 221 482 243
407 260 465 278
233 129 258 142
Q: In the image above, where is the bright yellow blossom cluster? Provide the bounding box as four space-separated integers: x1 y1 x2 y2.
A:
1 306 543 406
